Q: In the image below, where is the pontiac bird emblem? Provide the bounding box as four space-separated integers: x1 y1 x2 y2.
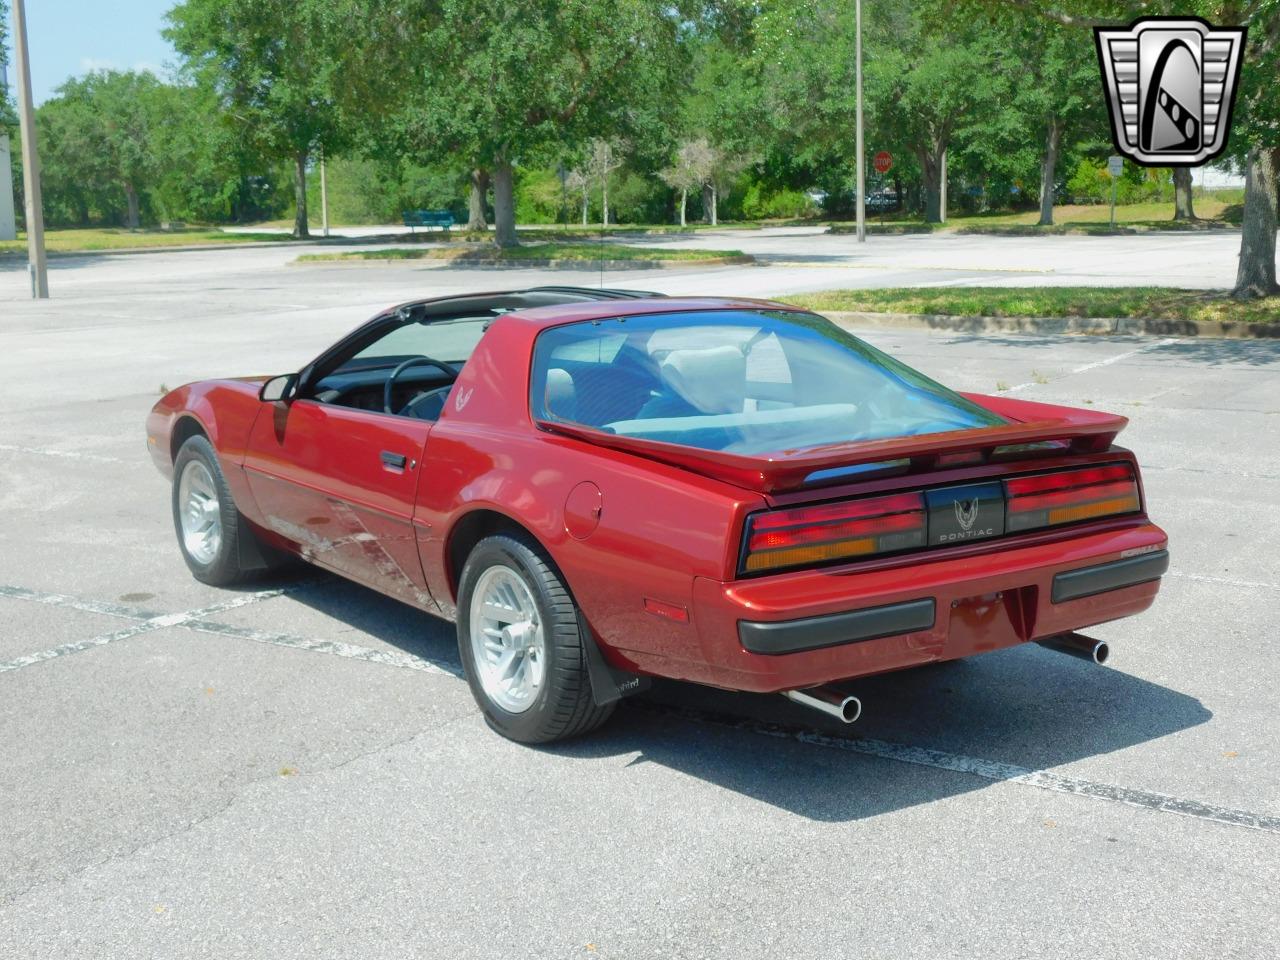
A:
1095 17 1246 166
454 385 474 411
954 498 979 532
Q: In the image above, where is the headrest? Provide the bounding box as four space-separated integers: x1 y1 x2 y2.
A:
544 368 577 420
659 346 746 415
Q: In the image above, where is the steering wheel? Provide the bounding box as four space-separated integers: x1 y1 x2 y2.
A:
384 356 459 415
399 384 454 420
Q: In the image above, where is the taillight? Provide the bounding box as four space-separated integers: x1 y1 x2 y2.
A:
1004 463 1140 532
742 491 926 573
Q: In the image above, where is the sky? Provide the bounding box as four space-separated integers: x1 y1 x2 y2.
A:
4 0 178 104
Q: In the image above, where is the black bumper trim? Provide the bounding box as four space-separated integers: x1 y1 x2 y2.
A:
738 598 936 656
1052 549 1169 603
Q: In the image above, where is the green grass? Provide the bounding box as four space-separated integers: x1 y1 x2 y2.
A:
826 221 939 234
296 242 748 263
950 198 1232 227
249 220 765 236
827 199 1238 236
785 287 1280 326
0 226 296 255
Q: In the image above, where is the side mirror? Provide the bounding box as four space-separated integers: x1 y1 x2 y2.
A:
259 373 298 403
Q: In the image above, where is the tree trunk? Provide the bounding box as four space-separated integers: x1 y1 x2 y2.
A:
1038 118 1060 226
702 184 713 223
467 168 489 231
920 147 943 223
292 151 310 240
679 187 687 227
710 186 718 225
1172 167 1196 220
580 187 588 226
602 176 609 226
1232 146 1279 300
492 156 518 248
123 183 140 230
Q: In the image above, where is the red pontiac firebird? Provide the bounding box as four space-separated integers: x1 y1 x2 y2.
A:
148 287 1169 742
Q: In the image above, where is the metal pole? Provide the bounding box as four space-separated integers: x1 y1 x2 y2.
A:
940 149 947 224
1110 174 1117 230
12 0 49 298
855 0 866 243
319 149 329 238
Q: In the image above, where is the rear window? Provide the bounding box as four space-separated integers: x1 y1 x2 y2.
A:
529 310 1006 454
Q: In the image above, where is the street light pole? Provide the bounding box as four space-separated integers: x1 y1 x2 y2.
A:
855 0 866 243
12 0 49 298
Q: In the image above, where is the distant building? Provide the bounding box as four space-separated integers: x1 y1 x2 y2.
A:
1197 164 1245 189
1 58 17 241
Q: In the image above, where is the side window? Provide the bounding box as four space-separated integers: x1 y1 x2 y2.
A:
354 317 491 364
534 331 654 426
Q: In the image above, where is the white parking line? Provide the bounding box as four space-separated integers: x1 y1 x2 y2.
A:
183 619 460 677
647 703 1280 835
1007 337 1180 393
0 621 161 675
0 588 291 675
1168 571 1280 591
0 443 133 465
0 584 161 621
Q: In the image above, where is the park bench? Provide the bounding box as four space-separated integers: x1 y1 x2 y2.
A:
402 209 455 235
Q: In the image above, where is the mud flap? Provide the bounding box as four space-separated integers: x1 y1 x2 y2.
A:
578 617 651 706
236 516 292 573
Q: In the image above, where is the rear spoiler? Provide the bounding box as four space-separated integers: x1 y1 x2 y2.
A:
537 394 1128 494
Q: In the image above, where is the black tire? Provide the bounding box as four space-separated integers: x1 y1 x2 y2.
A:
171 435 273 587
456 533 615 744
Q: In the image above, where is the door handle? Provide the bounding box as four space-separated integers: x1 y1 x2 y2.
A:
380 451 408 471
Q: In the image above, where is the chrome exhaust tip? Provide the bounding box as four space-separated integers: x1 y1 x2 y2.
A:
783 686 862 723
1036 632 1110 665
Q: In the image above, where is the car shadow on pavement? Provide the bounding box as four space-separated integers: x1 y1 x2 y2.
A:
544 649 1211 823
286 574 1209 823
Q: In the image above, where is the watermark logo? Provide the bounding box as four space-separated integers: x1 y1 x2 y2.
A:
1095 17 1246 166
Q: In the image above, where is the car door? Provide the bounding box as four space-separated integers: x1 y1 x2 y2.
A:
243 398 437 610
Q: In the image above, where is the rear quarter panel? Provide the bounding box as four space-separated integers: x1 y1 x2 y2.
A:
416 424 759 677
413 312 761 677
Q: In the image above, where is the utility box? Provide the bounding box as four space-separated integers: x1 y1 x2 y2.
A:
0 135 16 242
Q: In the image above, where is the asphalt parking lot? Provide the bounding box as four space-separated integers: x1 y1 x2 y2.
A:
1 240 1277 958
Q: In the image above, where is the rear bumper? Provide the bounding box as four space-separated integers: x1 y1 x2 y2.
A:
1051 550 1169 602
739 598 937 655
689 521 1169 693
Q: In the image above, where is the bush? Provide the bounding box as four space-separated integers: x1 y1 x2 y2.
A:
1066 159 1109 204
740 183 819 220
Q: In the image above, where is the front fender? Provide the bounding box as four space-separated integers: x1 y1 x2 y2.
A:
146 378 269 518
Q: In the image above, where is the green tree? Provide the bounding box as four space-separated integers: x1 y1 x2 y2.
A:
1006 18 1101 225
757 0 1010 222
393 0 687 246
1 0 13 128
35 71 169 227
1003 0 1280 297
166 0 356 238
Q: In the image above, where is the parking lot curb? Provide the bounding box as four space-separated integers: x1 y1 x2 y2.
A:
823 311 1279 340
289 255 756 270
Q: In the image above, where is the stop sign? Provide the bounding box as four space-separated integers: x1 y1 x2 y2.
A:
873 151 893 174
